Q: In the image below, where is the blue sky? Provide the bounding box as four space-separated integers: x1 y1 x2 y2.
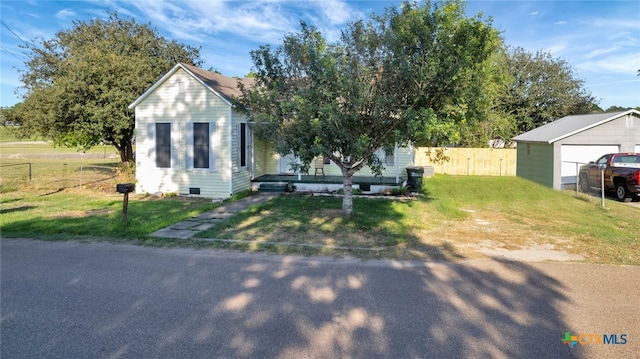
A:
1 0 638 110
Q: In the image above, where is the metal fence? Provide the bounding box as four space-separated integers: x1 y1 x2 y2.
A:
0 162 121 192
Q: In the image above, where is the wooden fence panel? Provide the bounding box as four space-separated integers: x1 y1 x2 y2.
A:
415 147 516 176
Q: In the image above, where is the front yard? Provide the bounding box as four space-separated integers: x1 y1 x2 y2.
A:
195 175 640 264
1 175 638 265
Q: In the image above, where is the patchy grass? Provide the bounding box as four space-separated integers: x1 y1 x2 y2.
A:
1 170 638 265
197 176 640 264
0 158 132 195
198 195 412 248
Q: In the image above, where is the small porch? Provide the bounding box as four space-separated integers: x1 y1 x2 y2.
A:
252 174 405 193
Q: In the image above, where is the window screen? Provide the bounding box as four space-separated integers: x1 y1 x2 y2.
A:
239 123 247 168
193 123 210 169
156 123 171 168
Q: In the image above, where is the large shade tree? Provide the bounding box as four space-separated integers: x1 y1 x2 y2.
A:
239 0 499 216
499 46 596 134
456 45 601 147
9 12 202 162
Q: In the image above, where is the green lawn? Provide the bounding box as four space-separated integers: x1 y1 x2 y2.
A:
0 190 219 243
1 173 638 265
196 175 640 264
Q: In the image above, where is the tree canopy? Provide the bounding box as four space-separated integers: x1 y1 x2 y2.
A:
239 0 499 216
497 46 596 134
7 12 202 162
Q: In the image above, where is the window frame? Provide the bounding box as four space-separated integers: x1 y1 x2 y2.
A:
376 147 395 166
238 122 248 169
185 121 217 172
192 122 210 169
155 123 172 168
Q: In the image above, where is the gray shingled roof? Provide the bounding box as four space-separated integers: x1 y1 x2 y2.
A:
512 110 640 144
180 63 254 103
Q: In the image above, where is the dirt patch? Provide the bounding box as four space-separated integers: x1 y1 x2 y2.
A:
48 209 114 219
456 240 585 262
412 210 585 262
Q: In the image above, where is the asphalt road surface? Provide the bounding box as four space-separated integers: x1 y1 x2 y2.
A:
1 239 638 358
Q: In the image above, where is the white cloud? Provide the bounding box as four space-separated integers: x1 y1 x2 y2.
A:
315 0 357 25
554 21 567 25
576 52 640 75
583 46 621 59
55 9 76 19
529 11 539 16
121 0 297 44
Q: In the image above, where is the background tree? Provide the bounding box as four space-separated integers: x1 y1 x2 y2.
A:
9 12 202 162
239 0 499 216
604 105 634 112
498 46 595 134
454 47 517 147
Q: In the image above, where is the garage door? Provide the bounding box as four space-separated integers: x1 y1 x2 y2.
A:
561 145 620 186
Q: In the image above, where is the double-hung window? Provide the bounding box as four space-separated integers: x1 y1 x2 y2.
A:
186 122 217 171
155 123 172 168
238 123 248 168
376 147 395 166
193 123 210 169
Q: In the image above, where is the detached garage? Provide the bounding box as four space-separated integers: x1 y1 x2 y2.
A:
513 109 640 190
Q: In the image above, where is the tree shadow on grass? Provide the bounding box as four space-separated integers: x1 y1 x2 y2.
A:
195 194 450 259
0 197 214 239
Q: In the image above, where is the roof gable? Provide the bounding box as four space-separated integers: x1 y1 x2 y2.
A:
512 109 640 144
128 63 253 109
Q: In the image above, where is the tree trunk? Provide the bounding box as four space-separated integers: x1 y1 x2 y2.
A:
115 139 134 163
342 170 354 217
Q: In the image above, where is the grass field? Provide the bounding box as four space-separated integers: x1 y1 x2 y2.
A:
1 126 123 193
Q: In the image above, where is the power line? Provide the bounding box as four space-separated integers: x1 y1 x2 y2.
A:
1 20 30 47
1 45 26 62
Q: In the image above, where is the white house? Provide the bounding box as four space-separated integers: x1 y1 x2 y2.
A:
129 63 416 199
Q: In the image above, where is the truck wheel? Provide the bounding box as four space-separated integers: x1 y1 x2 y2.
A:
579 174 590 193
615 182 632 202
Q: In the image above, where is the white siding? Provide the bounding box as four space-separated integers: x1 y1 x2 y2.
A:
262 143 415 179
231 110 252 195
135 68 232 199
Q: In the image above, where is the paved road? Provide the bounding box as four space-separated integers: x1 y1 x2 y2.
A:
1 239 638 359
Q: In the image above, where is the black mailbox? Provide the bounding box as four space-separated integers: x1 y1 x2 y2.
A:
116 183 135 194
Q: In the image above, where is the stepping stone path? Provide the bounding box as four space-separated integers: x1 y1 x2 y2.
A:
150 193 279 239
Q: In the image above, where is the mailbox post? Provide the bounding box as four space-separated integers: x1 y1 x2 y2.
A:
116 183 135 222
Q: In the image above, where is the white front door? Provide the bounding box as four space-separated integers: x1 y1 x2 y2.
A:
279 153 297 174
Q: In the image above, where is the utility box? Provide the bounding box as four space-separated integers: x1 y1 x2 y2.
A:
116 183 135 194
406 166 424 191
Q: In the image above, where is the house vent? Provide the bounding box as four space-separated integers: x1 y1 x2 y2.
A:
189 187 201 195
626 114 634 128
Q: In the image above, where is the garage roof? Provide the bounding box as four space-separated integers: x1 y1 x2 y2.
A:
513 109 640 144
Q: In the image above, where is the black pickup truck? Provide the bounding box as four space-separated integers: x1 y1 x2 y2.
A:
578 153 640 202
